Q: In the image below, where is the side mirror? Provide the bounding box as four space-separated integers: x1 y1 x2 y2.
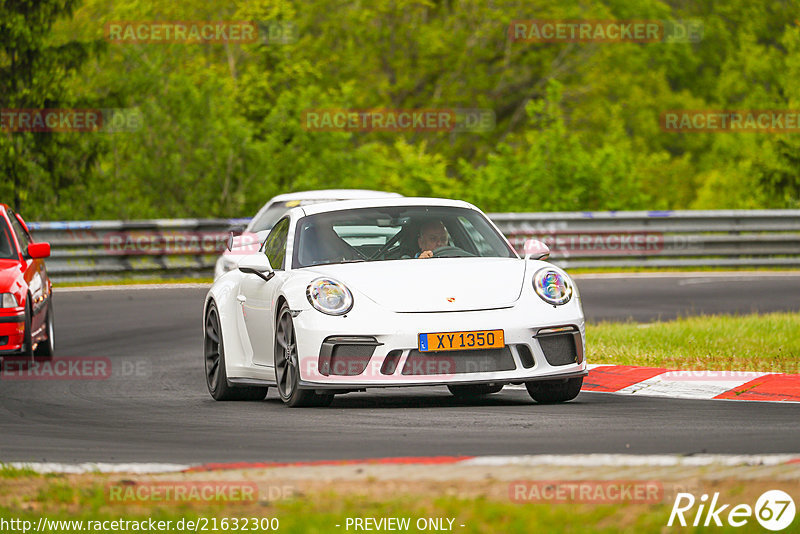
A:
238 253 272 273
523 239 550 261
238 254 274 282
27 242 51 259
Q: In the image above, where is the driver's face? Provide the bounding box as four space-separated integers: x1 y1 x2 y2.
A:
418 226 448 251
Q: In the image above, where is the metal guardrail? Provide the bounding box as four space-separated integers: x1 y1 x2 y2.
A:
494 209 800 269
27 210 800 282
28 218 250 283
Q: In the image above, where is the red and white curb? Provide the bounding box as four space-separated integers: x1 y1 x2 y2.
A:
6 454 800 474
578 364 800 402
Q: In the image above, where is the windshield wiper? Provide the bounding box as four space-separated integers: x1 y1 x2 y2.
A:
328 259 367 265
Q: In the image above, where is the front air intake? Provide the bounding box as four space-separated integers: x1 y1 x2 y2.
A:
402 347 515 375
380 350 403 375
318 336 380 376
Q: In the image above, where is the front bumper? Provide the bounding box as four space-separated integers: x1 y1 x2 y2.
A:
291 296 587 388
0 311 25 353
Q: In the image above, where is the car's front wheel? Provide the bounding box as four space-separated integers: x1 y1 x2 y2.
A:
17 298 35 365
275 304 333 408
204 302 268 401
34 299 54 360
447 384 503 398
525 377 583 404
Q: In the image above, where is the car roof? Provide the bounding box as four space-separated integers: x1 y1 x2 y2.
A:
268 189 402 202
293 197 477 217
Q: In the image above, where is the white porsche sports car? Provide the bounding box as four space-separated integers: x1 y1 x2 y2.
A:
203 197 587 407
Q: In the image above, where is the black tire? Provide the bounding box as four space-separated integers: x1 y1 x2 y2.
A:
525 377 583 404
204 302 268 401
275 303 334 408
21 299 34 361
34 299 54 360
447 383 504 398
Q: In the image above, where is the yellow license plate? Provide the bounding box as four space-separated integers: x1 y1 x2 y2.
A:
418 329 504 352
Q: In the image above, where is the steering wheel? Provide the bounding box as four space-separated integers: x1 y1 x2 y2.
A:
432 245 474 258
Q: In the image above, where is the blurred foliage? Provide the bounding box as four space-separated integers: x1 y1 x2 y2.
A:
0 0 106 218
3 0 800 219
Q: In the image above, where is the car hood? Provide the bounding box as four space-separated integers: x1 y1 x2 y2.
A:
0 259 22 290
304 257 526 312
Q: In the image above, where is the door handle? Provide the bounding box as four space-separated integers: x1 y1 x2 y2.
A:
236 294 247 304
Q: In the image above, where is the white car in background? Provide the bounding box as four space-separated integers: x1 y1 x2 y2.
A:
203 197 587 407
214 190 402 279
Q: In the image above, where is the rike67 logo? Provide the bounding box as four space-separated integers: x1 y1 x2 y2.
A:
668 490 795 531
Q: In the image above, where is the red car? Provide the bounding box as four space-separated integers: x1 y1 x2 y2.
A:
0 204 54 360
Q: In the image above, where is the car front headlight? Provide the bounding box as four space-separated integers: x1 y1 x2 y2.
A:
1 293 18 308
533 268 573 306
306 278 353 315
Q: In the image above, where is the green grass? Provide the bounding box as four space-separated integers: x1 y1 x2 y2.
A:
587 312 800 373
0 481 777 534
0 465 37 479
273 495 676 533
54 276 212 288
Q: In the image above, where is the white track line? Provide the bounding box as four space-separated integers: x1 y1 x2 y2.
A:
4 462 190 474
461 455 800 467
7 455 800 474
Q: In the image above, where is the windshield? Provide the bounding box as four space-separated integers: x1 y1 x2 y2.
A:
0 216 17 259
292 206 515 268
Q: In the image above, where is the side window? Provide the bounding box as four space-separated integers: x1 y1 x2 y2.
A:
7 211 31 254
263 218 290 270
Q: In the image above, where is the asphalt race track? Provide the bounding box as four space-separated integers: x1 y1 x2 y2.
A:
1 274 799 464
576 273 800 322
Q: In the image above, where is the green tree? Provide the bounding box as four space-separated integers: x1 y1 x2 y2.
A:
13 0 800 219
0 0 105 214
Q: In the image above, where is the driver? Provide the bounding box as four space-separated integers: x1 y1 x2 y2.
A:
416 220 449 259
